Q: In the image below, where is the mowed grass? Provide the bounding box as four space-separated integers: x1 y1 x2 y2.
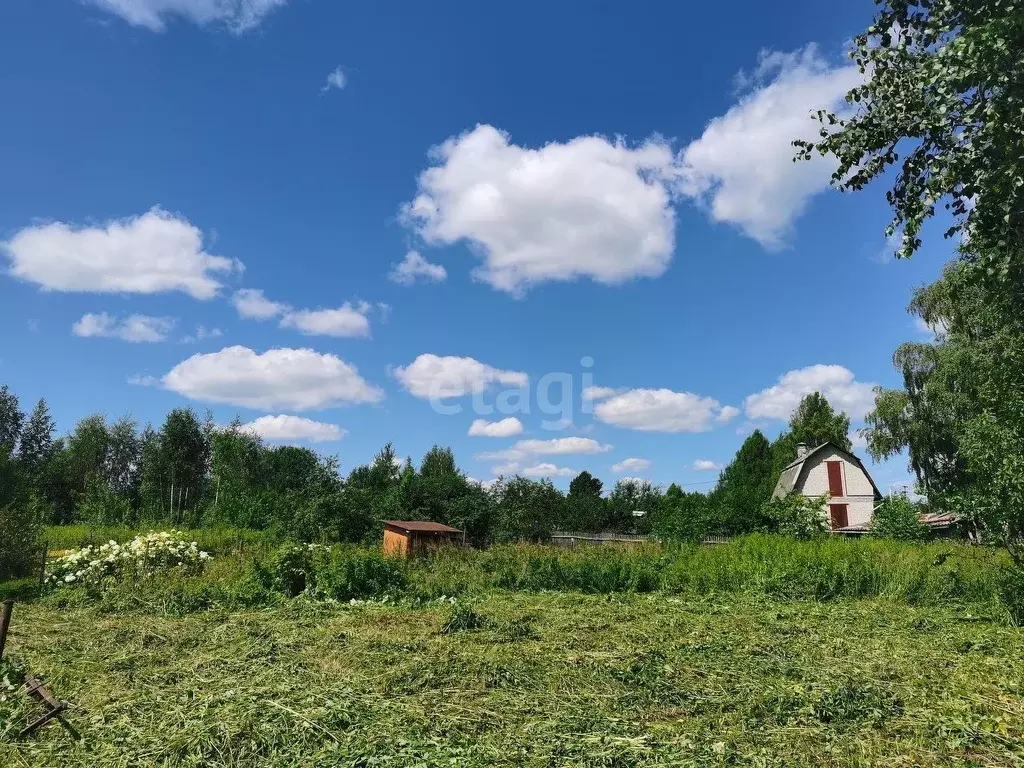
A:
3 592 1023 767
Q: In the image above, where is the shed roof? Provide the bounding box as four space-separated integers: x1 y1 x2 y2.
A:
383 520 462 534
771 441 882 500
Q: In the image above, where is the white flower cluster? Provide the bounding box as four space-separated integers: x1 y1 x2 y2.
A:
46 531 212 588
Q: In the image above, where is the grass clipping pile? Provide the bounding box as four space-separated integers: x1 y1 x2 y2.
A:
2 591 1023 766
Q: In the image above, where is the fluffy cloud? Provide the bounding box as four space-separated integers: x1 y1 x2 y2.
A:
612 457 651 473
479 437 612 464
72 312 175 343
88 0 287 32
850 431 868 451
232 289 373 337
3 207 239 299
279 302 371 338
593 388 726 433
692 459 723 471
388 250 447 285
678 45 861 248
744 364 877 421
162 345 383 411
716 405 741 424
402 124 682 295
583 386 618 401
523 463 576 478
237 414 345 443
323 66 347 92
468 417 524 438
393 354 527 399
232 289 287 320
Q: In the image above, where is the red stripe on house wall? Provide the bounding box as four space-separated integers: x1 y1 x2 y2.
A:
826 461 844 497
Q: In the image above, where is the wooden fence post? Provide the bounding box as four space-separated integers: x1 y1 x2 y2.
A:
0 599 13 662
37 543 48 594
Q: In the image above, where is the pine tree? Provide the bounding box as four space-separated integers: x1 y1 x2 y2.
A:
18 398 56 478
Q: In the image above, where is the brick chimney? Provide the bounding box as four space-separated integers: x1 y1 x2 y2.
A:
796 442 808 459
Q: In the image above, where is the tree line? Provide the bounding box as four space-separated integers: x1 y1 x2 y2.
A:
0 382 863 575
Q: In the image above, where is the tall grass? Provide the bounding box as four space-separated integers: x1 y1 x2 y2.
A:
413 536 1008 608
31 529 1014 615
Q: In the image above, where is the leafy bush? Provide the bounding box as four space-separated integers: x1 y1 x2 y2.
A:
871 496 930 541
0 496 44 580
251 543 407 602
45 531 211 589
764 493 829 539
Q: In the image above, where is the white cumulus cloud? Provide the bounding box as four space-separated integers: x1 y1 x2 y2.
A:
583 386 618 401
72 312 176 343
3 207 239 299
162 345 383 411
594 388 726 433
279 302 371 338
716 405 741 424
237 414 345 443
612 457 651 473
232 288 288 320
232 289 373 337
523 463 576 478
388 250 447 285
692 459 723 471
88 0 287 33
468 417 524 438
402 124 682 295
678 44 861 248
744 364 877 421
393 354 527 399
478 437 612 463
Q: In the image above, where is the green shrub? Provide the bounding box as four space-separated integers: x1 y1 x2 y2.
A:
764 493 829 539
871 496 930 541
251 543 407 602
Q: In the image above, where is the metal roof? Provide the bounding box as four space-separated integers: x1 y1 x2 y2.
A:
383 520 462 534
771 441 883 500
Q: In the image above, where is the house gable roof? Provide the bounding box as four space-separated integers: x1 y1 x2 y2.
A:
771 441 882 500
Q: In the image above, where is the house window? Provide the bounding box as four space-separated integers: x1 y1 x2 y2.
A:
829 503 849 530
826 461 844 497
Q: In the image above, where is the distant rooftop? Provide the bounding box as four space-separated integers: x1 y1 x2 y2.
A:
383 520 462 534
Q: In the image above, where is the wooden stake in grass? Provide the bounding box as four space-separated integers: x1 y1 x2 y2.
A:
0 599 13 662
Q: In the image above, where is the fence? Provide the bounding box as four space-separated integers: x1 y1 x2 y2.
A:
550 532 733 547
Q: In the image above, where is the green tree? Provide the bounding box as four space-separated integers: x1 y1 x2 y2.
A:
66 414 110 497
606 479 662 534
159 408 211 525
657 483 711 541
565 470 606 531
795 0 1024 272
493 476 565 542
871 495 930 542
0 385 24 455
771 392 854 481
18 398 55 481
105 415 141 503
709 430 776 534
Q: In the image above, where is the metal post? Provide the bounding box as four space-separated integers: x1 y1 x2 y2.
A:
0 599 13 662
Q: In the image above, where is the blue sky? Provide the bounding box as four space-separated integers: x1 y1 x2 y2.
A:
0 0 955 492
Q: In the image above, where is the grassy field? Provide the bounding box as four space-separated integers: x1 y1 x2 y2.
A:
3 591 1023 767
1 532 1021 766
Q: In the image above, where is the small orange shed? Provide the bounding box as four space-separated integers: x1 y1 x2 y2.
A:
382 520 463 558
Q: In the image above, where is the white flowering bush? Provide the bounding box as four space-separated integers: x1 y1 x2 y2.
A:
45 531 212 589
